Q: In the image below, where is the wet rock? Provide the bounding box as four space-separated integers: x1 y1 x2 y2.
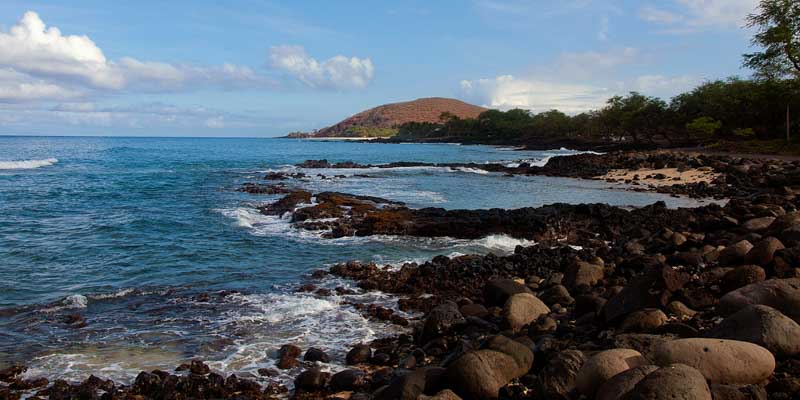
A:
304 347 331 363
707 305 800 358
294 368 331 392
718 278 800 322
624 363 711 400
575 348 648 396
619 309 668 333
541 349 587 399
653 338 775 384
277 344 302 369
595 364 659 400
746 237 785 266
258 190 312 216
721 265 766 293
347 344 373 365
0 366 26 382
484 279 533 307
330 369 368 391
502 293 550 332
421 301 466 341
718 240 754 267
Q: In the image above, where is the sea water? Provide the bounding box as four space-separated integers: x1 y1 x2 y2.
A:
0 136 709 384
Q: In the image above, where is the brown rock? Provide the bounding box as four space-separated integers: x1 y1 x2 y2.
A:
707 305 800 358
625 363 711 400
502 293 550 332
620 309 668 333
653 338 775 384
746 237 784 266
575 348 648 396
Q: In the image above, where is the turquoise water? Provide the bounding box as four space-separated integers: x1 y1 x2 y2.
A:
0 137 706 383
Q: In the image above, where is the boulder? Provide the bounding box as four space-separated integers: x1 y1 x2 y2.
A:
595 365 659 400
541 349 586 399
418 389 462 400
709 384 768 400
565 261 604 288
718 278 800 322
445 350 525 400
330 369 367 391
624 364 712 400
743 217 775 233
483 279 532 307
653 338 775 384
604 264 690 322
459 303 488 318
502 293 550 332
745 237 784 266
707 305 800 357
575 348 648 396
717 241 753 267
538 284 574 306
619 309 668 333
374 369 426 400
304 347 331 363
444 335 533 399
721 265 766 293
422 301 466 341
294 368 331 392
346 344 372 365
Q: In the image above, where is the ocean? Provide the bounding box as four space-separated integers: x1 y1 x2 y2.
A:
0 136 710 384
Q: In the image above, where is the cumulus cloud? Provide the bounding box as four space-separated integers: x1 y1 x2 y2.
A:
459 75 612 113
458 47 699 113
0 68 82 102
639 0 758 32
269 45 374 89
0 11 274 101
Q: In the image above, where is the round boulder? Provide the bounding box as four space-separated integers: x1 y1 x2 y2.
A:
596 364 659 400
575 348 648 396
625 363 711 400
721 265 766 294
718 278 800 322
653 338 775 384
619 309 668 333
484 279 533 307
502 293 550 332
717 240 753 267
707 304 800 358
745 237 784 266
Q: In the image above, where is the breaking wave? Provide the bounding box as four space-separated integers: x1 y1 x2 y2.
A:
0 158 58 170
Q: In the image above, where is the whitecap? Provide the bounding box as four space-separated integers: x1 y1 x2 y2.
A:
0 158 58 170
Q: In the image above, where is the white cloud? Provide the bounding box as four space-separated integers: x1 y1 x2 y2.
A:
639 0 758 32
0 68 82 102
553 48 639 80
269 45 374 89
639 6 684 24
0 11 274 101
633 74 698 95
459 75 612 113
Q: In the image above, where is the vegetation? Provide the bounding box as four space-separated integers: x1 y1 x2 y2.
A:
395 78 799 147
342 126 399 138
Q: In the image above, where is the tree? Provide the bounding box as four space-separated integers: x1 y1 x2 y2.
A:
686 117 722 141
743 0 800 141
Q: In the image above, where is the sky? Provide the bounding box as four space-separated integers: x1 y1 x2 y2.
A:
0 0 763 137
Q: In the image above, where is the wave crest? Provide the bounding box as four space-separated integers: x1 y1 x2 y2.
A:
0 158 59 170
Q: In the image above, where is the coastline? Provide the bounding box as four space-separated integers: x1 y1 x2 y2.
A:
3 148 800 399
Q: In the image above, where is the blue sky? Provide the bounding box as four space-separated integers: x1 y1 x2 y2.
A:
0 0 761 136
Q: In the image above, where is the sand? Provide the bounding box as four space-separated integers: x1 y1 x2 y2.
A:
597 167 720 187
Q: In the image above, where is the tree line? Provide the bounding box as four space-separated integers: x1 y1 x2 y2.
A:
397 0 800 147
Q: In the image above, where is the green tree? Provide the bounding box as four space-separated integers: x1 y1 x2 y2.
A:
743 0 800 141
686 117 722 141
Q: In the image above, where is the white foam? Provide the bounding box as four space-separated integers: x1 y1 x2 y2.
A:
0 158 58 170
40 294 88 313
475 234 535 252
452 167 490 175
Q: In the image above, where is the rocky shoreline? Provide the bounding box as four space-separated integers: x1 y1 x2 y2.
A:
4 150 800 399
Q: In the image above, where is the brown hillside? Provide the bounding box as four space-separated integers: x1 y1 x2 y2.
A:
315 97 487 137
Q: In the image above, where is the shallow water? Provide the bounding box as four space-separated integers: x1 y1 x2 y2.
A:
0 136 711 384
